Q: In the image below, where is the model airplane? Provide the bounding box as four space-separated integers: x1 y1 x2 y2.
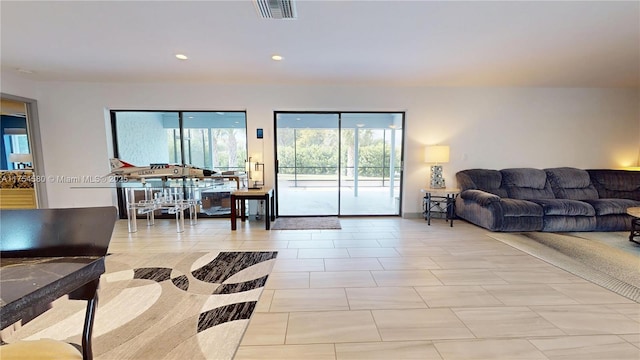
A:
108 158 215 180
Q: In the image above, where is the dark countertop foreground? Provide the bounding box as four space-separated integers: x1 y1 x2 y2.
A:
0 256 105 329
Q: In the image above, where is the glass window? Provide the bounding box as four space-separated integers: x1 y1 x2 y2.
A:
112 110 248 218
114 111 247 172
182 112 247 172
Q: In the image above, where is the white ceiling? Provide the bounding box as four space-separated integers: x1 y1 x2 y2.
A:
1 1 639 88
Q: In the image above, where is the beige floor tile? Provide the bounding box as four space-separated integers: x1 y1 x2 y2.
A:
310 271 377 288
372 308 474 341
272 259 325 272
286 310 381 344
235 344 336 360
351 231 398 239
269 288 349 312
548 283 635 304
332 239 381 248
265 272 309 289
395 231 443 240
529 335 640 360
430 255 497 269
434 339 548 360
287 240 335 249
268 232 313 241
324 258 383 271
297 248 350 258
378 256 440 270
482 255 551 268
415 285 503 308
240 313 289 345
271 248 298 259
605 303 640 321
311 232 354 240
492 268 587 284
347 247 401 258
190 241 246 251
254 289 274 313
238 240 290 249
335 341 442 360
619 333 640 347
392 245 451 256
530 304 640 335
453 307 564 338
443 244 525 256
346 287 428 310
483 284 579 305
430 269 508 285
371 270 443 287
378 239 434 248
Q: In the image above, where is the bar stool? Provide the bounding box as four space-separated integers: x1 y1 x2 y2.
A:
1 339 82 359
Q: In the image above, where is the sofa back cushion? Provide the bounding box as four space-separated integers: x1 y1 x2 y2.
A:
545 167 599 200
500 168 555 200
587 169 640 201
456 169 507 197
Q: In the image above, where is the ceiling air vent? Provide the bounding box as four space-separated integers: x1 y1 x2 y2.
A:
254 0 297 19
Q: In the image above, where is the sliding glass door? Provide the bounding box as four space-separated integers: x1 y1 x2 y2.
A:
275 112 404 216
340 114 403 215
275 113 340 216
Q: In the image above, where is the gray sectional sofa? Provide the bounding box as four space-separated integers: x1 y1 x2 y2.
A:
455 167 640 232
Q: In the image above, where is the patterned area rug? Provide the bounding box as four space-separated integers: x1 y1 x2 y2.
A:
2 251 277 360
272 217 341 230
489 231 640 302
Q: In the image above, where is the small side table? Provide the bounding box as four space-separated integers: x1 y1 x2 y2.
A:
627 207 640 244
230 187 275 230
421 188 460 227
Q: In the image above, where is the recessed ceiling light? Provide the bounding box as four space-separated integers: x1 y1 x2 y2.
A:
271 55 284 61
16 68 34 74
175 54 188 60
356 123 365 128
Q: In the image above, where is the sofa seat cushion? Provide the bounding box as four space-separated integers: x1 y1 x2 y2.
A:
501 168 555 200
542 215 596 232
500 198 543 217
528 199 595 216
583 198 640 216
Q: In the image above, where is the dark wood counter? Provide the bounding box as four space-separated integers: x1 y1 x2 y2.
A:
0 206 117 360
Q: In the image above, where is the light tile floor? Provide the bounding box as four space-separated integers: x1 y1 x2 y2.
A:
109 217 640 360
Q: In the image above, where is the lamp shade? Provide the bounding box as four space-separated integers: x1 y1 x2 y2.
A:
9 153 32 163
424 145 449 164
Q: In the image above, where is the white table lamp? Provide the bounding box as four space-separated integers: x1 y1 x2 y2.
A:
424 145 449 188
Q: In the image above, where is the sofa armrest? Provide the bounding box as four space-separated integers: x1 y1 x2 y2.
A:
460 189 501 206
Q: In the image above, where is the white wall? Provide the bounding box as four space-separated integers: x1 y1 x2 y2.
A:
2 75 638 215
